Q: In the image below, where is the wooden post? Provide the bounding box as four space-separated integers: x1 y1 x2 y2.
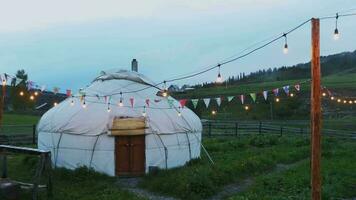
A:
311 18 321 200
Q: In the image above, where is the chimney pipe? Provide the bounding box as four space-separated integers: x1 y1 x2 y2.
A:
131 59 138 72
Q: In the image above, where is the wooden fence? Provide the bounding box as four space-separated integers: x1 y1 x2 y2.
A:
202 120 356 139
0 124 36 145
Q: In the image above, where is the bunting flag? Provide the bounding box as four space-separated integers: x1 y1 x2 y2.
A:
104 96 108 104
179 99 187 108
327 89 332 96
294 84 300 91
273 88 279 96
191 99 199 109
283 86 290 95
145 99 150 107
167 99 174 108
250 93 256 102
66 89 72 97
130 97 134 108
227 96 234 102
263 91 268 100
215 98 221 107
203 98 210 108
240 95 245 104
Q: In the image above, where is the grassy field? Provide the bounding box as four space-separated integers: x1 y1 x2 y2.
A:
139 135 356 199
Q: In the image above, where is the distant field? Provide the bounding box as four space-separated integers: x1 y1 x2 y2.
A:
2 113 40 125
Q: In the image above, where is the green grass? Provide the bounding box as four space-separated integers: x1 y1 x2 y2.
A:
139 135 355 199
2 113 40 125
230 139 356 199
6 155 145 200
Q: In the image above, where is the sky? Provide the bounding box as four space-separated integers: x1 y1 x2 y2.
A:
0 0 355 91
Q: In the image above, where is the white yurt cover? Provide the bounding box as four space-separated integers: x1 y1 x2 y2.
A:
37 70 202 176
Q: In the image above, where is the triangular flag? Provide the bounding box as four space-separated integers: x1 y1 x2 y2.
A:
167 99 174 108
66 89 72 97
215 98 221 107
179 99 187 107
263 91 268 100
145 99 150 107
191 99 199 109
203 98 210 108
273 88 279 96
240 95 245 104
250 93 256 102
130 97 134 108
283 86 290 95
27 81 34 90
327 89 332 96
227 96 234 102
294 84 300 91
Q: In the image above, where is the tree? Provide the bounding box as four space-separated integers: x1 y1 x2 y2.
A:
11 69 33 111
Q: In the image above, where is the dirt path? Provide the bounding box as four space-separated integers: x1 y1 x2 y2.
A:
117 177 179 200
207 159 307 200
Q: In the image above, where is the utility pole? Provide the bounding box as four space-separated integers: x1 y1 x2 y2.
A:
311 18 321 200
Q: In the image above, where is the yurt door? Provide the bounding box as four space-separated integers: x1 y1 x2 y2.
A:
115 135 145 176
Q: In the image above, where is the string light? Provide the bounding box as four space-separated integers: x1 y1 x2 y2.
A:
29 95 34 100
19 91 24 96
34 91 39 96
216 64 223 84
354 100 356 104
54 102 58 107
82 101 87 108
349 100 353 104
275 97 280 103
290 93 294 97
283 33 288 54
161 81 169 97
337 99 341 103
107 103 111 113
334 13 340 40
211 110 217 115
177 106 182 117
142 106 147 117
119 92 124 107
70 98 74 106
244 105 249 111
1 78 6 86
322 92 326 97
343 100 347 104
330 96 335 100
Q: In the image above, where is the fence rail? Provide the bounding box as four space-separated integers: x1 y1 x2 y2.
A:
0 124 36 145
202 120 356 139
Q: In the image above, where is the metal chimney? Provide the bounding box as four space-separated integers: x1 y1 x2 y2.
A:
131 59 138 72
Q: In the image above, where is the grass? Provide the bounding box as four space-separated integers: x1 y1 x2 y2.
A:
139 135 356 199
6 155 145 200
0 114 40 135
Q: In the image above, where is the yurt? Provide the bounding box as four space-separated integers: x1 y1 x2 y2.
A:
37 66 202 176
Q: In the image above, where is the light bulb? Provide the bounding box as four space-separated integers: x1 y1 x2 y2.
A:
82 102 87 108
216 73 223 83
119 99 123 107
354 100 356 104
178 111 182 117
275 98 280 103
70 99 74 106
211 110 217 115
349 100 353 104
34 91 39 96
30 95 34 100
142 111 146 117
322 92 326 97
54 102 58 107
343 100 347 104
107 107 111 112
290 93 294 97
162 90 168 97
20 91 24 96
337 99 341 103
330 96 335 100
334 28 339 40
244 105 249 110
283 44 288 54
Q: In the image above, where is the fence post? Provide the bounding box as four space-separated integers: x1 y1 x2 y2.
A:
280 126 283 137
33 124 36 145
208 122 212 137
259 121 262 134
235 122 238 137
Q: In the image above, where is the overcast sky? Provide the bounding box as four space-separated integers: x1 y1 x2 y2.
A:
0 0 355 91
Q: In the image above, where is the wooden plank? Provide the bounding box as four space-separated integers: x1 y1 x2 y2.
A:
0 145 50 155
311 18 321 200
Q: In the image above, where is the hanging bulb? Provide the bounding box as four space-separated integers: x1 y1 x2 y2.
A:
343 100 347 104
161 81 169 97
142 106 147 117
244 105 250 111
162 89 168 97
177 106 182 117
337 99 341 103
19 91 24 96
82 101 87 108
322 92 326 97
70 99 74 106
290 93 294 97
334 13 340 40
275 97 280 103
216 64 223 84
34 91 39 96
119 92 124 107
330 96 335 100
211 110 217 115
54 102 58 107
29 95 35 100
283 33 288 54
349 100 353 104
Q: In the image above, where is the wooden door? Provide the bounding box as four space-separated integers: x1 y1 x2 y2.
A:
115 135 145 176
